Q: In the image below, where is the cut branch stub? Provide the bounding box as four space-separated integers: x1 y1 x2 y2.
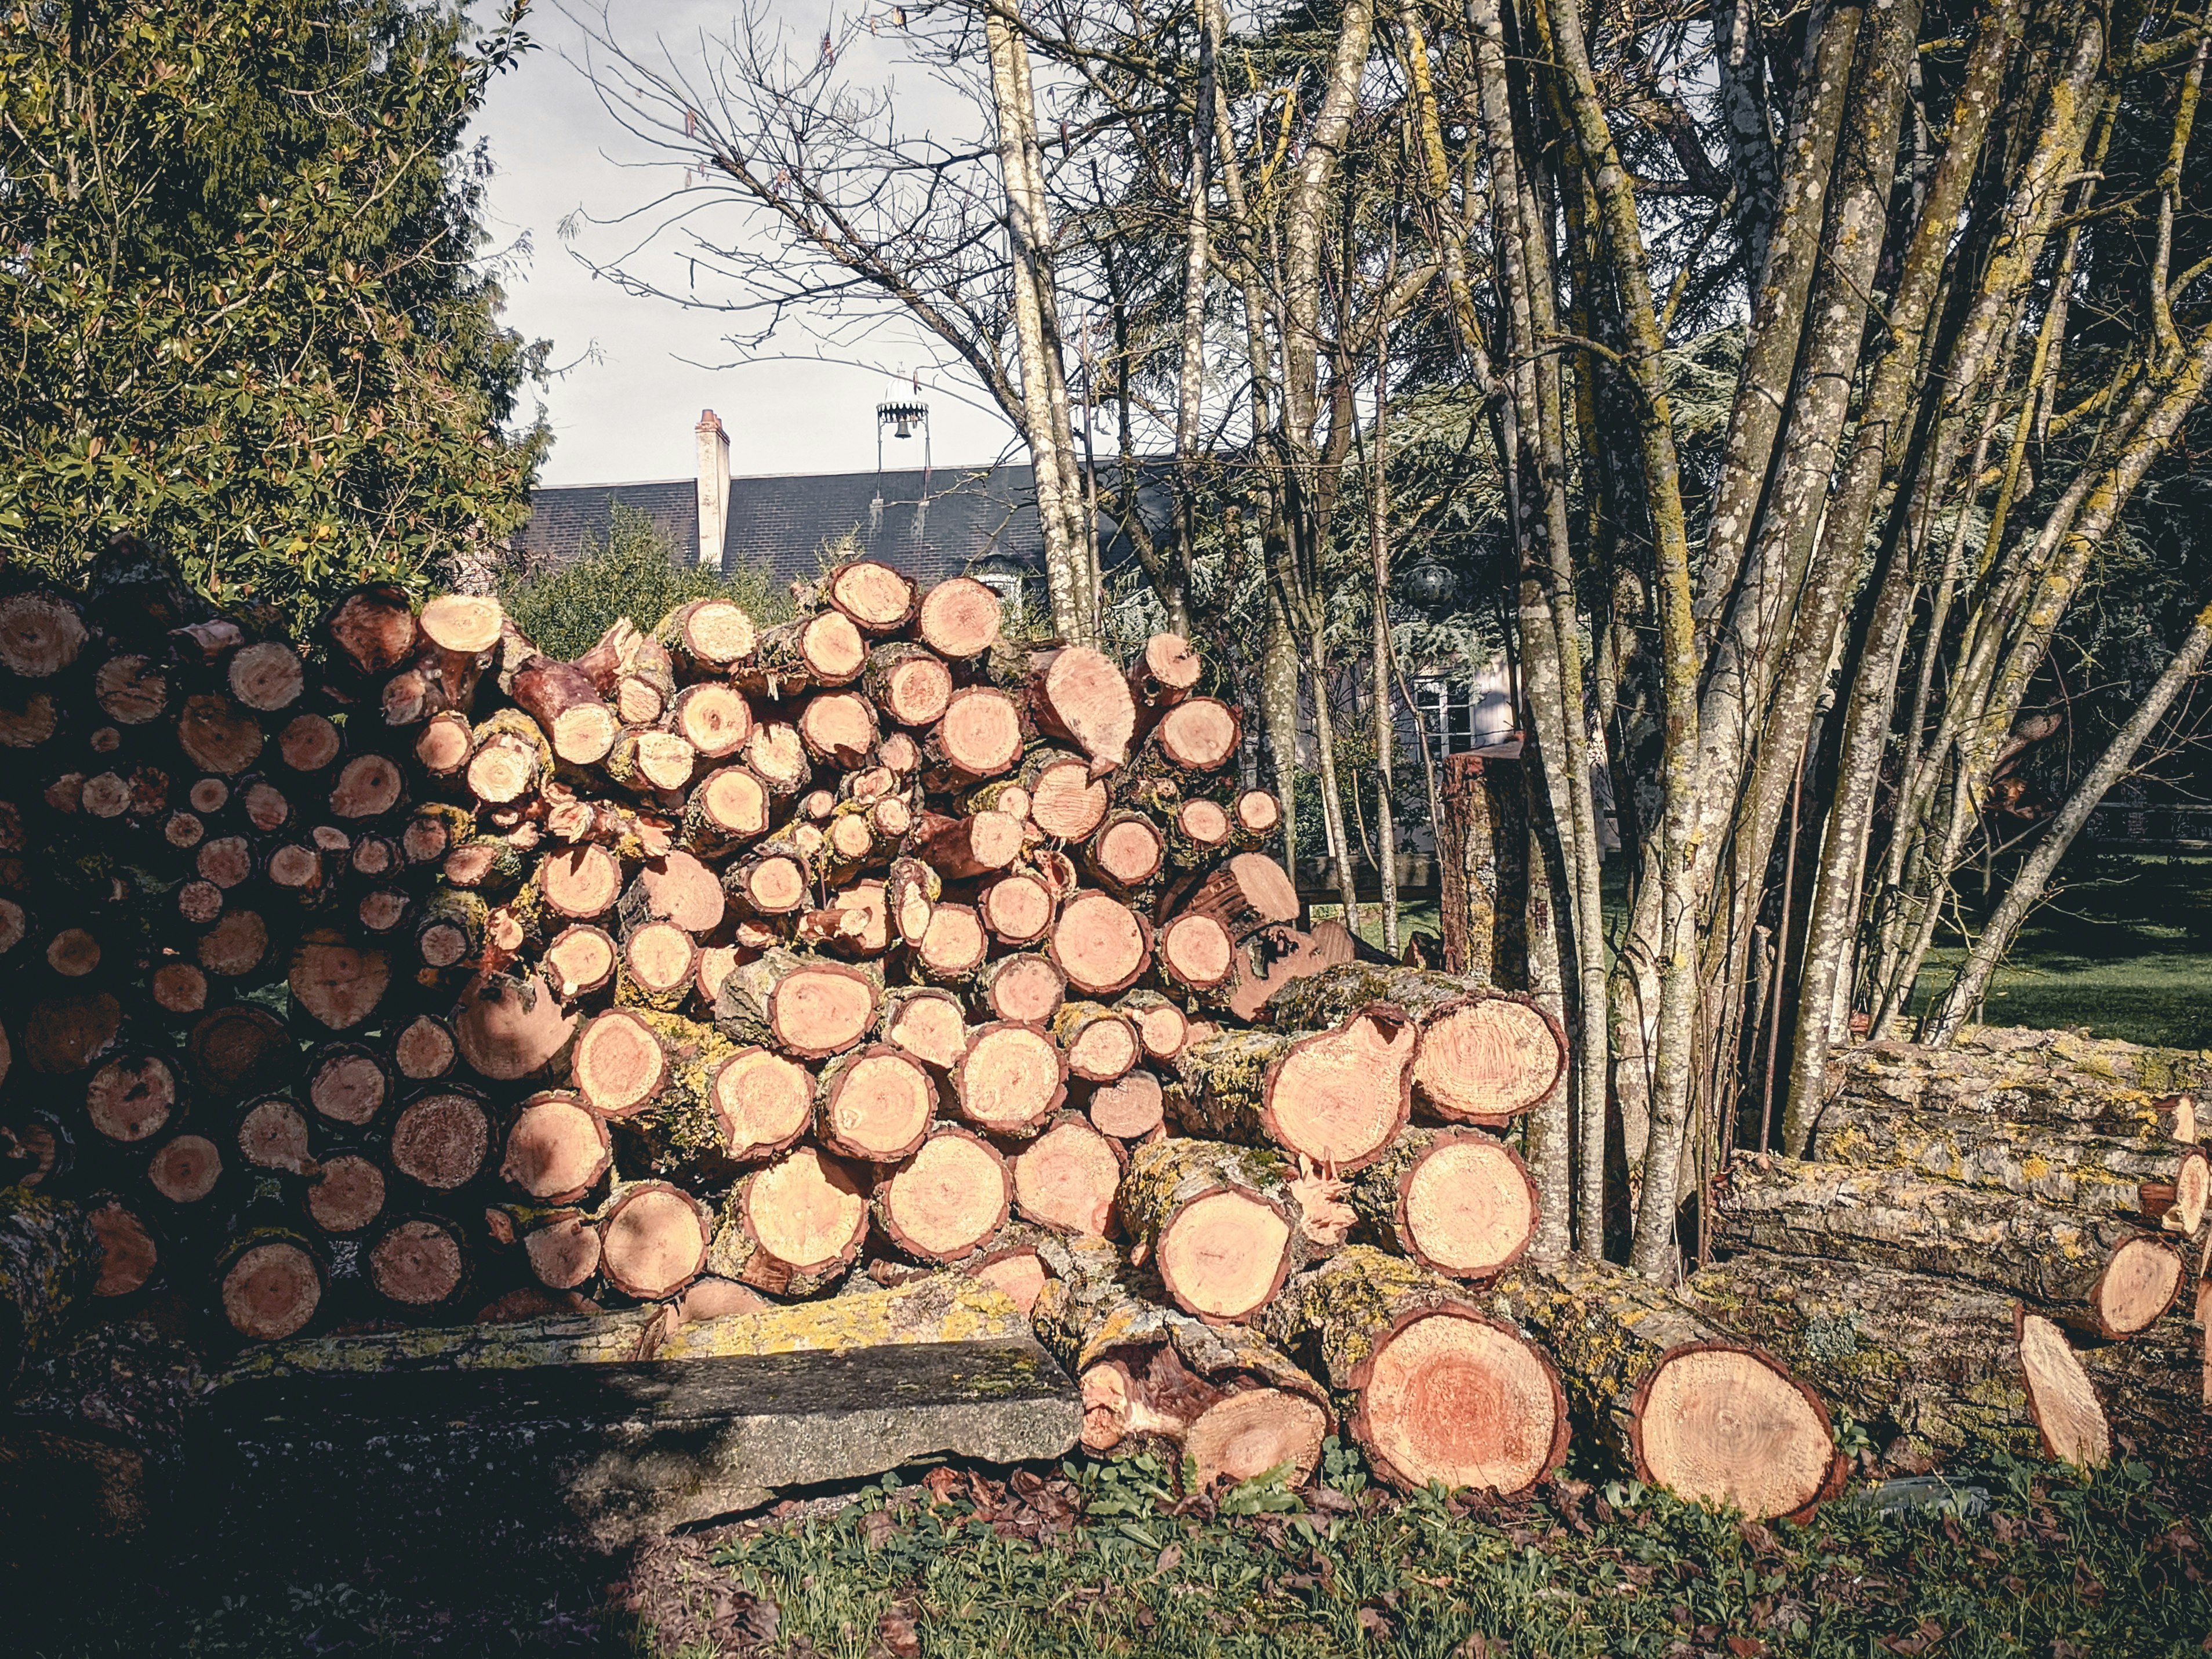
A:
1012 1115 1123 1235
916 576 1003 659
1027 647 1138 772
710 1046 815 1161
818 1044 937 1163
501 1091 614 1204
876 1128 1011 1262
572 1009 670 1119
954 1022 1068 1138
1051 891 1151 996
600 1182 711 1301
1263 1246 1568 1497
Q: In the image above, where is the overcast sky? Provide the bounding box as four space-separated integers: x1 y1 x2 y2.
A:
471 1 1020 487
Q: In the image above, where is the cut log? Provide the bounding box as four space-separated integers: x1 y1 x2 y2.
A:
86 1198 158 1295
306 1155 386 1233
1117 990 1191 1063
618 920 699 1011
1127 634 1201 716
1170 1010 1415 1172
954 1021 1069 1138
875 1128 1011 1262
1262 1246 1567 1495
2139 1146 2211 1235
307 1046 391 1127
279 712 343 772
1234 790 1281 845
27 990 125 1077
1087 1069 1165 1141
413 711 471 777
1120 1138 1350 1323
714 1146 869 1295
330 752 404 819
823 560 918 633
907 809 1023 880
538 843 624 920
744 720 811 798
881 986 969 1072
709 1045 816 1161
817 1044 937 1163
1158 913 1236 997
0 591 88 677
1480 1254 1840 1516
419 594 505 655
1829 1032 2208 1138
725 852 809 916
391 1090 492 1190
85 1055 177 1145
865 642 953 727
657 597 758 673
148 1134 224 1206
511 656 619 766
177 693 264 775
600 1183 712 1300
228 640 306 711
502 1092 615 1203
979 872 1056 946
572 1008 673 1118
677 1277 772 1323
1052 1002 1140 1083
369 1216 468 1309
790 688 876 768
1034 1234 1329 1486
540 924 615 1001
916 903 989 982
887 856 939 944
1012 1114 1123 1235
1168 797 1234 866
393 1014 458 1083
1026 647 1138 771
716 950 881 1059
1179 854 1299 942
1087 812 1165 893
289 932 390 1030
220 1235 324 1340
1683 1253 2099 1465
2018 1309 2112 1469
746 609 867 695
188 1004 291 1095
325 583 419 677
198 910 270 978
604 726 696 795
683 765 772 854
1710 1154 2188 1339
525 1212 604 1290
669 681 754 761
1023 751 1110 840
915 576 1002 659
1146 698 1240 774
94 654 169 724
927 687 1024 782
1348 1128 1537 1280
453 974 579 1083
1050 891 1150 996
239 1097 311 1172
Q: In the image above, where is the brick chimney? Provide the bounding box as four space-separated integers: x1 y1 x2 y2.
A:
695 409 731 569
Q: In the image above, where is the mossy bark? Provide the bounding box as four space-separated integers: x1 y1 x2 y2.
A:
1828 1031 2210 1135
1710 1155 2178 1330
0 1186 96 1385
1261 964 1477 1028
1166 1028 1295 1143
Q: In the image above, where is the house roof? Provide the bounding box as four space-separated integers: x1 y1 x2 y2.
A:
511 462 1057 586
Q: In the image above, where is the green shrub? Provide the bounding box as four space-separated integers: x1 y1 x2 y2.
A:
500 502 793 659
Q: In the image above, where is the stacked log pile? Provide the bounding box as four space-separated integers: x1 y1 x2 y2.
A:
1690 1029 2210 1478
10 546 2184 1520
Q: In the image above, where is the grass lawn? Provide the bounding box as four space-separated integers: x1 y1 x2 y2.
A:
1327 851 2212 1052
26 1447 2207 1657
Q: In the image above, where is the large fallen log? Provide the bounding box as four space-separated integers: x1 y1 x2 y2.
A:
1487 1254 1846 1520
1709 1153 2188 1339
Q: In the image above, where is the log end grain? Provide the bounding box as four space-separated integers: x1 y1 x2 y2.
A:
1158 1189 1291 1323
880 1130 1011 1261
601 1184 711 1301
1012 1119 1121 1236
1632 1344 1846 1523
1185 1389 1328 1491
1413 995 1567 1126
1354 1307 1568 1497
2018 1309 2112 1469
2093 1237 2186 1337
1397 1132 1538 1279
223 1241 323 1341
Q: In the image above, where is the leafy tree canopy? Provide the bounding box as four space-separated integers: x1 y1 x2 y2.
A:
0 0 550 635
500 501 794 661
